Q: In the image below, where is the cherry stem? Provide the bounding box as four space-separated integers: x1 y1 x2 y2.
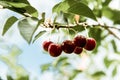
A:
69 28 77 34
57 29 60 44
84 26 89 38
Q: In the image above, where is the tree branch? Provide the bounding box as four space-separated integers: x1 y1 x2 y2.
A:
42 22 120 40
92 24 120 40
104 28 120 40
92 24 120 30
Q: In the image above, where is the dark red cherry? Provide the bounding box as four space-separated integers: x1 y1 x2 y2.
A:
42 40 53 51
73 35 87 47
61 40 75 54
48 43 62 57
74 47 83 54
84 38 96 51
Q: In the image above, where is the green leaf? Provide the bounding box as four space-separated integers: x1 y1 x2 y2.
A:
32 15 46 43
17 76 29 80
33 30 46 43
0 45 27 76
0 1 38 17
92 71 105 77
9 45 22 57
89 27 102 42
0 0 30 4
68 2 97 21
88 27 102 53
24 6 38 17
63 12 75 24
2 16 18 35
112 67 117 77
52 1 69 13
41 63 51 72
68 29 76 36
72 25 84 32
53 0 97 21
7 75 14 80
103 7 120 24
68 25 84 36
18 17 38 44
8 7 26 14
41 12 45 20
8 2 28 8
62 62 70 66
114 20 120 24
37 18 44 27
0 77 2 80
0 1 29 8
13 0 29 4
93 9 102 18
70 69 82 80
104 57 114 68
111 40 118 53
0 1 11 7
53 57 68 67
9 6 39 18
102 0 111 6
56 57 68 63
51 28 57 34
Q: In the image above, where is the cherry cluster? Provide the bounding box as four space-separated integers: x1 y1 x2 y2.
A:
42 35 96 57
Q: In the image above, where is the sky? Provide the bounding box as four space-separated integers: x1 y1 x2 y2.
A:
0 0 120 80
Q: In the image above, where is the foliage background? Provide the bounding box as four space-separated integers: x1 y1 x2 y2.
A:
0 0 120 80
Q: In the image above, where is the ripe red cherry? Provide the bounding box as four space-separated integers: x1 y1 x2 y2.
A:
74 47 83 54
61 40 75 54
48 43 62 57
84 38 96 51
73 35 87 47
42 40 53 51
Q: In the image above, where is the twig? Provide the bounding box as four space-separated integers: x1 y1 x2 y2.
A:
105 28 120 40
92 24 120 40
43 22 120 30
42 22 120 40
92 24 120 30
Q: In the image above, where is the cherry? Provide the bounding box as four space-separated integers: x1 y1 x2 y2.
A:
61 40 75 54
48 43 62 57
74 47 83 54
73 35 87 47
84 38 96 51
42 40 53 51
